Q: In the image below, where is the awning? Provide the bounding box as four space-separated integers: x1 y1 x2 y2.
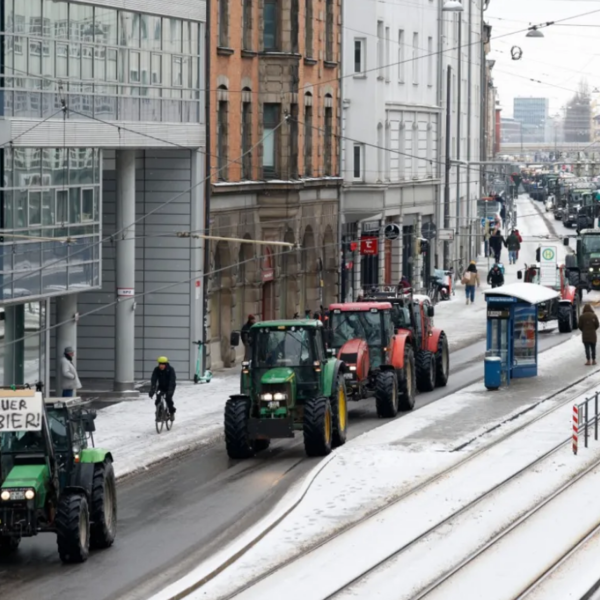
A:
483 282 560 305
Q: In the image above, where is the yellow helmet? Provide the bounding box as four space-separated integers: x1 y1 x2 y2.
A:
157 356 168 364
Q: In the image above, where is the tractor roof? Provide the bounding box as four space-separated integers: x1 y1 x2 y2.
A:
45 397 90 409
330 302 392 311
580 229 600 236
251 319 322 329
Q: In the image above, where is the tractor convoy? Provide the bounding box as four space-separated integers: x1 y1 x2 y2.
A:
224 288 450 459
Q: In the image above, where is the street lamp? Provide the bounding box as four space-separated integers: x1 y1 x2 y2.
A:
525 26 544 38
442 0 464 12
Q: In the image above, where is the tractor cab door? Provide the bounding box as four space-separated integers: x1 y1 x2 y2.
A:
412 302 424 350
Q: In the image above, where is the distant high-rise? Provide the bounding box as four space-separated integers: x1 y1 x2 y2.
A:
513 97 550 143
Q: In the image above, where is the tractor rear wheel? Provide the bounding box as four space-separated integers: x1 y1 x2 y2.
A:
90 460 117 550
572 302 579 330
224 397 256 459
398 346 416 412
375 370 398 418
331 374 348 447
56 493 90 563
416 351 436 392
253 439 271 452
558 306 573 333
435 333 450 388
303 397 333 457
0 535 20 554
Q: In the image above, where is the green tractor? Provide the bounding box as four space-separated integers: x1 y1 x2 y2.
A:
225 319 348 458
0 389 116 562
564 229 600 294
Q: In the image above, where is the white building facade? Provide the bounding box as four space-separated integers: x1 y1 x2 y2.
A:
341 0 487 296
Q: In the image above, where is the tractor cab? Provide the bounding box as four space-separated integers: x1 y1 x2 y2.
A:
567 230 600 291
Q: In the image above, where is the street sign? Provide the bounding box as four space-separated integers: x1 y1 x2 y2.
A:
421 222 437 240
438 228 455 241
384 223 401 241
360 237 379 256
540 246 557 287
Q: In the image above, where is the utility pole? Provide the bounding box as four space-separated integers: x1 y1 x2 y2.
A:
443 65 452 269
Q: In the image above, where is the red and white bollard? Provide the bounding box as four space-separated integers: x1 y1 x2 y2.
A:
573 404 579 455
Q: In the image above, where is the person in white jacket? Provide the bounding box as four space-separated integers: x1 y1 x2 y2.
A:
61 346 82 397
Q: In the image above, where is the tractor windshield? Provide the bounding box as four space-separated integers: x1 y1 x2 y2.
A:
0 430 44 453
330 310 383 350
582 234 600 258
253 327 314 368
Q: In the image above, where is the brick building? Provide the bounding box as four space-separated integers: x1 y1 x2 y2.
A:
207 0 342 368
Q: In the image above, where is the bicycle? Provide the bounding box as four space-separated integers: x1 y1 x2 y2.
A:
154 392 173 434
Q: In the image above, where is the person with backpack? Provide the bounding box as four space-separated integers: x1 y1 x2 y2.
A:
462 261 480 305
487 263 505 288
506 230 521 265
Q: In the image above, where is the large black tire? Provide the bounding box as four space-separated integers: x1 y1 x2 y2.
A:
56 493 90 564
435 333 450 388
224 397 255 459
303 397 333 457
330 374 348 447
90 460 117 550
375 370 398 418
572 301 580 330
416 350 436 392
558 305 573 333
398 346 416 412
0 535 20 555
253 439 271 452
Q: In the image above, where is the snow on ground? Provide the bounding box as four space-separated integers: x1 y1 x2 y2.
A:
94 374 240 479
434 194 562 352
183 335 600 600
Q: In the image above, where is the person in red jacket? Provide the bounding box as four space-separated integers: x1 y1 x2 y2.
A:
514 229 523 259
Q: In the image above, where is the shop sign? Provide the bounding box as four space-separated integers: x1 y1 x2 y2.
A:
360 238 379 256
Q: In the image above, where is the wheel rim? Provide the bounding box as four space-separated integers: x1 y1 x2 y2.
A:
79 503 89 548
338 386 347 431
324 407 332 444
104 479 115 533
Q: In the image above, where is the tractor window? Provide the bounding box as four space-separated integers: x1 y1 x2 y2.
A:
582 235 600 257
413 303 423 341
47 409 70 452
330 311 382 349
0 431 44 453
254 328 314 368
383 311 393 342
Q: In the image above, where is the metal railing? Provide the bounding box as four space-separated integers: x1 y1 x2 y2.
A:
573 392 600 455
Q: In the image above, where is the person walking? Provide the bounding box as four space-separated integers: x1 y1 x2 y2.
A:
487 263 505 288
578 304 600 366
240 314 256 360
61 346 82 398
514 229 523 260
462 261 480 305
489 230 506 264
506 230 521 265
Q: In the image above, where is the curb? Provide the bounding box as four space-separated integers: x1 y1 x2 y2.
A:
148 452 338 600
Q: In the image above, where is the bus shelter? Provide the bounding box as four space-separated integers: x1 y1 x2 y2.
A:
483 283 560 389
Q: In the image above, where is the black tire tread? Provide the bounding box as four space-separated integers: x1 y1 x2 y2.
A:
435 333 450 388
398 346 416 411
0 535 20 555
90 460 117 550
56 494 90 563
303 397 333 457
416 350 436 392
224 397 255 459
375 370 398 418
558 306 572 333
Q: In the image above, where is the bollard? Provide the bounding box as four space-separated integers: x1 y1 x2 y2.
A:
574 404 580 454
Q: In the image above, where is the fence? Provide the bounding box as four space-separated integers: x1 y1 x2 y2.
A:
573 392 600 455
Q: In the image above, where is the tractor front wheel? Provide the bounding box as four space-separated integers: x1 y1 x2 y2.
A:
416 351 436 392
90 460 117 550
398 346 416 411
375 370 398 418
0 535 20 555
331 375 348 447
303 397 333 457
435 333 450 388
224 397 256 459
56 493 90 564
558 306 573 333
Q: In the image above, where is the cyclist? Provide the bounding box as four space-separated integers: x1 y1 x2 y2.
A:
149 356 177 418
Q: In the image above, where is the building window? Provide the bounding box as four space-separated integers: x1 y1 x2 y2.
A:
219 0 229 46
325 0 334 62
377 123 383 181
354 38 365 74
353 144 364 180
291 0 298 52
56 189 69 224
304 102 313 177
289 103 298 178
377 21 384 73
426 123 433 177
324 104 333 176
262 103 279 177
412 32 419 84
398 30 404 83
217 97 229 180
305 0 313 57
242 100 252 179
243 0 252 50
264 0 278 50
427 36 433 86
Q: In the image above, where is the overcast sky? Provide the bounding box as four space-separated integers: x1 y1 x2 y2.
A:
487 0 600 117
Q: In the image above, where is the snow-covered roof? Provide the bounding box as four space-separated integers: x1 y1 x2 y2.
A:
483 282 560 305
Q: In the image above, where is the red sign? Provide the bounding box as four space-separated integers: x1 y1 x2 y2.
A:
360 237 379 256
261 247 274 282
350 241 358 252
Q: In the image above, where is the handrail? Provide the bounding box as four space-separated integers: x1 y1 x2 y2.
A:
573 390 600 455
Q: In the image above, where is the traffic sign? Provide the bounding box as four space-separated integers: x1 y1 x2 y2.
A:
438 228 455 241
384 223 401 241
540 246 557 287
421 222 437 240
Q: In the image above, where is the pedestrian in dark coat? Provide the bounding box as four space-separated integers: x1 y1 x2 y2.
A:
487 264 505 288
488 230 506 264
241 314 256 360
579 304 600 366
506 231 521 265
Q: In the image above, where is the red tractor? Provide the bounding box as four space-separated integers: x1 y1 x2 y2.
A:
328 302 416 416
363 287 450 392
518 263 580 333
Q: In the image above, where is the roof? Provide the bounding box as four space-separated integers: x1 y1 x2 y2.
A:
580 229 600 235
483 282 560 305
251 319 322 329
329 302 392 311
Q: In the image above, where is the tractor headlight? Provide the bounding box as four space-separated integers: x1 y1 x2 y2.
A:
260 393 273 401
590 268 594 272
273 392 287 401
349 365 357 371
25 489 35 500
0 490 9 501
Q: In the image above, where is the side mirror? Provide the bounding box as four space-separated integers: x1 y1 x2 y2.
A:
563 238 570 247
82 411 97 433
517 270 523 280
427 305 435 318
230 331 240 347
